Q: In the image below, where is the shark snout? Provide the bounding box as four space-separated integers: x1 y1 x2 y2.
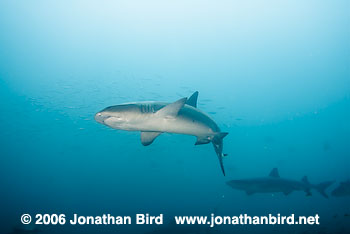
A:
226 180 245 189
94 112 109 124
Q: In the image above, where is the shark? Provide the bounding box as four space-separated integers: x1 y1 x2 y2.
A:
95 91 228 175
332 180 350 197
226 168 334 198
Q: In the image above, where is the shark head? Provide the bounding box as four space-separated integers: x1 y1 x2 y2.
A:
95 104 141 130
226 180 250 190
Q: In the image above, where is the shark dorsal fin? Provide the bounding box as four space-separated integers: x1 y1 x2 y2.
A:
269 168 280 178
186 91 199 108
156 97 187 118
141 131 162 146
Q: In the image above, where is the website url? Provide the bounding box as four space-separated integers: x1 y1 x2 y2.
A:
174 214 319 228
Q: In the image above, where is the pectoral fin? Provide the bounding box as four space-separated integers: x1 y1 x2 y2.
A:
141 132 162 146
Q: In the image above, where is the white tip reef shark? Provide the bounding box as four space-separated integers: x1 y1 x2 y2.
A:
95 91 228 175
227 168 334 198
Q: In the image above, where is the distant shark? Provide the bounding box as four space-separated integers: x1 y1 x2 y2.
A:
95 91 228 175
332 180 350 197
226 168 334 198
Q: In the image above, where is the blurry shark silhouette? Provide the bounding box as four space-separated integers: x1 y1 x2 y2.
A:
227 168 334 198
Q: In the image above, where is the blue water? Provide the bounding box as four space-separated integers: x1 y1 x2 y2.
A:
0 1 349 233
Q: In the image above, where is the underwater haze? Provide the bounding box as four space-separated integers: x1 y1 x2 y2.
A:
0 0 349 233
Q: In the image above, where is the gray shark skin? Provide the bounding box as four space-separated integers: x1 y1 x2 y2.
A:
332 180 350 197
95 91 228 175
226 168 334 198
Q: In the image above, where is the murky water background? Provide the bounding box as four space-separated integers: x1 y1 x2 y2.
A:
0 1 349 233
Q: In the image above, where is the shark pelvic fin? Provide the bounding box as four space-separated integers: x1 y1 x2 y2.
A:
269 168 280 178
195 136 211 145
305 189 312 196
195 132 228 145
140 131 162 146
302 177 312 197
186 91 199 108
194 137 211 145
156 97 187 118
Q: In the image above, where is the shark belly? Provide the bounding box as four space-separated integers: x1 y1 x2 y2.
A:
145 117 215 137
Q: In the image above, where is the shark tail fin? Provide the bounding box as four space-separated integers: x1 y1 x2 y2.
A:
315 181 334 199
212 132 229 176
217 152 226 176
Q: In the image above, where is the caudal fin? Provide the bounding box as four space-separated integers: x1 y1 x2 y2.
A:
218 153 226 176
315 181 334 198
212 132 229 176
